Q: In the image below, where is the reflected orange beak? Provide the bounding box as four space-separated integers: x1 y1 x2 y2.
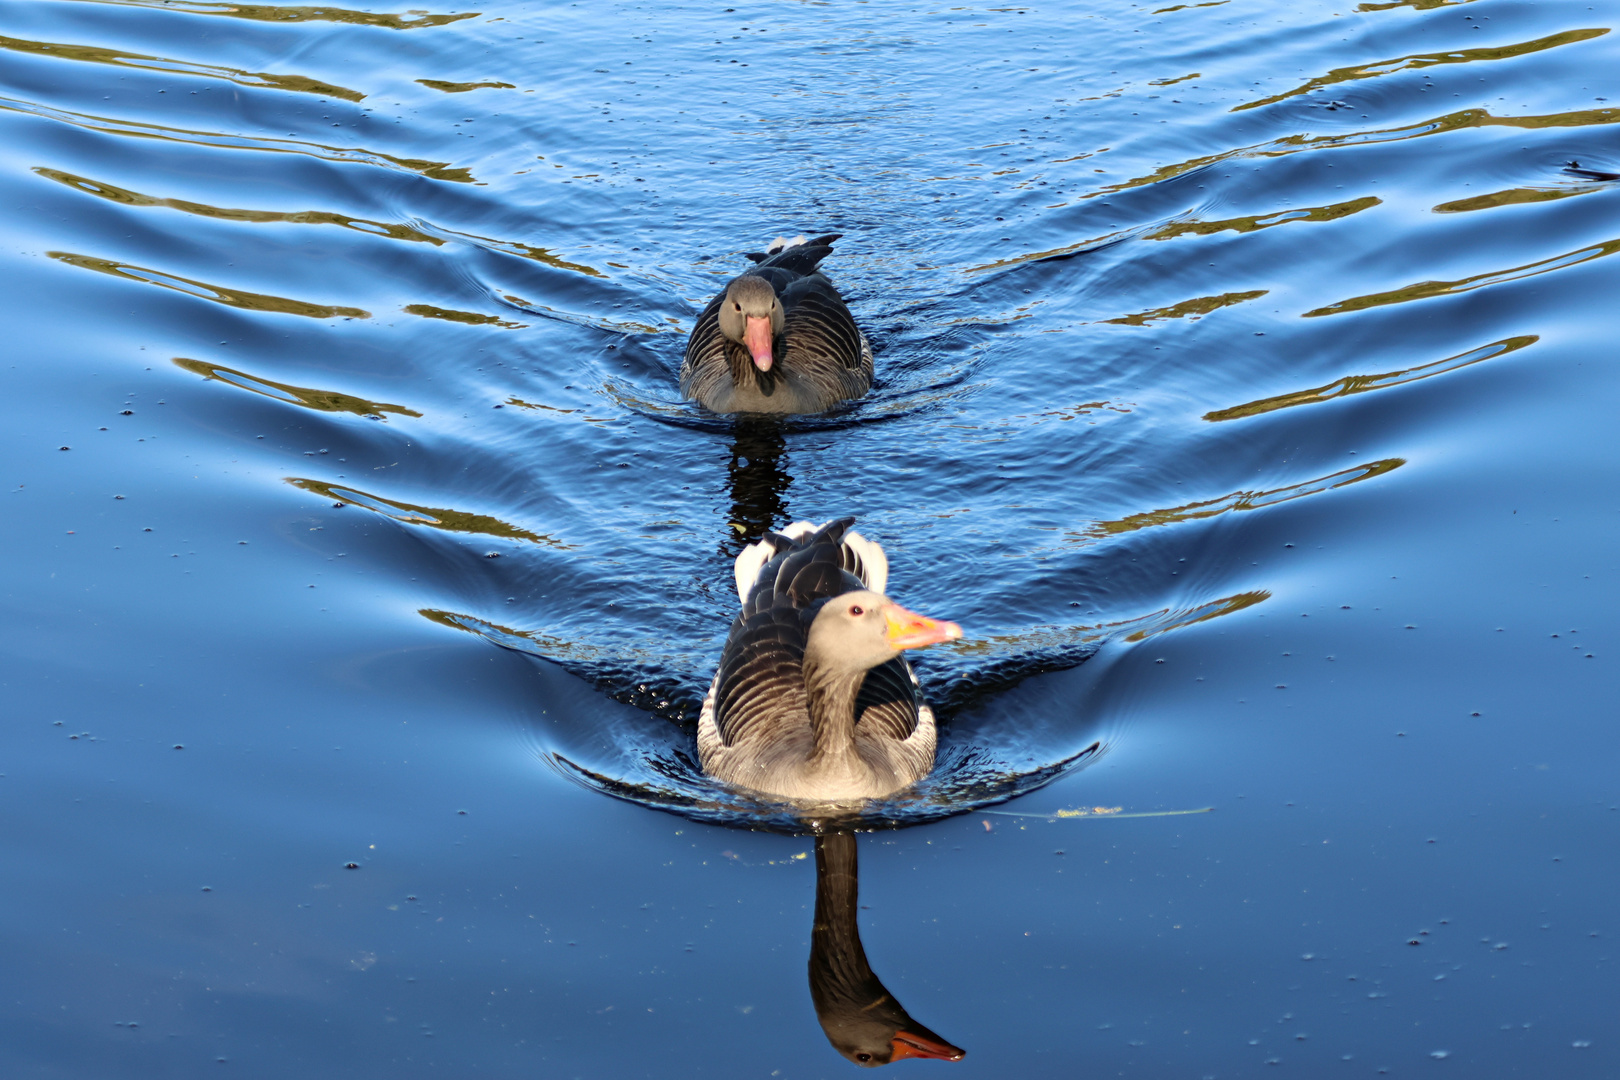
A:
744 315 774 371
890 1030 966 1062
882 602 963 651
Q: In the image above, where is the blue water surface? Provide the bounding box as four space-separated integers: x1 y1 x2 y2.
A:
2 0 1618 1074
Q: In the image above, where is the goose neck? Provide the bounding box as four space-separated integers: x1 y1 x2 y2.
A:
800 651 866 762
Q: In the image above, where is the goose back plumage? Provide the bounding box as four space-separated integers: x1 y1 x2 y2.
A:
697 518 935 801
680 235 873 414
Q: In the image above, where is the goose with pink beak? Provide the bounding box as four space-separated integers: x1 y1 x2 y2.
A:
680 234 873 414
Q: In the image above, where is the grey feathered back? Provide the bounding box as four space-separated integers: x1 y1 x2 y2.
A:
710 519 920 752
680 235 873 414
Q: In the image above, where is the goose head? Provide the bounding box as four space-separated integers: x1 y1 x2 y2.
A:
718 275 786 372
805 590 962 675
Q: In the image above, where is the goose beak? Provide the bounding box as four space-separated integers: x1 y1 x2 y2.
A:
883 603 963 651
743 315 775 371
889 1030 966 1062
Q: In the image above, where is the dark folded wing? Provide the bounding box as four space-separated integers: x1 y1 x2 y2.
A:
712 604 812 748
852 657 922 742
781 282 866 373
716 519 878 747
679 291 728 399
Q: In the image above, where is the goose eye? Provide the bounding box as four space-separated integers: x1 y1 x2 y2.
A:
856 1054 872 1063
732 302 741 311
849 604 864 616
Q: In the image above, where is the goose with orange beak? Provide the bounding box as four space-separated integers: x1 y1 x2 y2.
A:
680 234 872 414
697 518 963 803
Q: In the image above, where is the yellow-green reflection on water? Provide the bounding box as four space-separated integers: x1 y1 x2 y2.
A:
1104 289 1267 326
36 168 443 243
971 198 1378 275
1356 0 1473 10
1086 106 1620 203
1305 239 1620 317
173 357 422 418
1433 185 1605 213
1121 589 1270 642
1204 336 1537 422
403 303 526 328
463 240 604 278
49 251 370 318
419 608 597 659
417 79 516 93
1080 459 1405 539
0 32 363 100
1234 29 1608 113
0 95 473 182
1154 196 1381 240
503 397 577 414
35 168 603 276
950 590 1270 658
63 0 478 30
288 479 566 546
965 228 1130 275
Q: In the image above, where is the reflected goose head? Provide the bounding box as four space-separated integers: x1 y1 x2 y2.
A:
806 591 963 673
832 1024 967 1068
718 275 785 372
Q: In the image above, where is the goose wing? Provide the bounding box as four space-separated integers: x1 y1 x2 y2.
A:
779 275 868 378
712 519 907 749
678 290 727 401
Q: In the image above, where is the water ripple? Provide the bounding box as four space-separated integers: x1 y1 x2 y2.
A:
174 357 422 418
290 478 568 546
61 0 479 30
1233 29 1610 113
0 32 365 101
49 251 370 318
0 95 473 182
1305 240 1620 318
1204 337 1539 421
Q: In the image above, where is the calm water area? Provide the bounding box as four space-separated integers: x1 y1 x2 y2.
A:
2 0 1618 1075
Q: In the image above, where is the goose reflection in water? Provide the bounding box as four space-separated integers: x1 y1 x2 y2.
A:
724 416 792 554
810 831 965 1067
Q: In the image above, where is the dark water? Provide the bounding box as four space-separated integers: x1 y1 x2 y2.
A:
4 0 1619 1073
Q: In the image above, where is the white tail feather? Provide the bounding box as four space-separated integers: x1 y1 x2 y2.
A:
840 530 889 596
766 234 808 254
732 538 775 607
732 521 817 606
731 520 888 606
